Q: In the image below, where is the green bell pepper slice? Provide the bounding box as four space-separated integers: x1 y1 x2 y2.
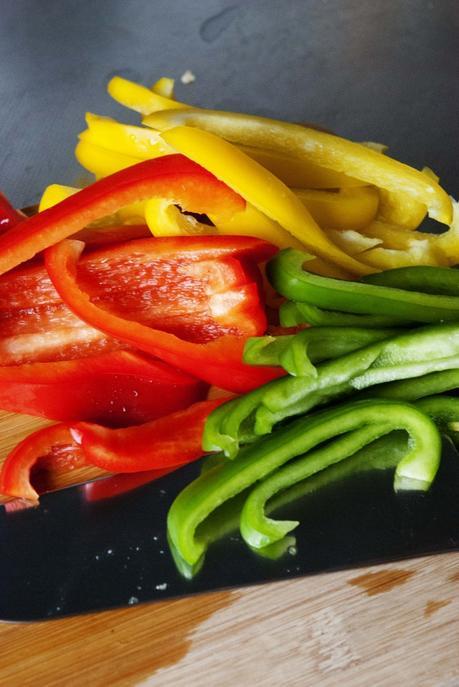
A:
243 326 399 376
268 249 459 323
205 323 459 456
280 300 408 329
169 399 440 565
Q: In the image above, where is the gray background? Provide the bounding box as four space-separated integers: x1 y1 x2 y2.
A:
1 0 458 207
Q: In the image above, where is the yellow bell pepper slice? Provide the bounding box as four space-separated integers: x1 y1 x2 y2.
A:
238 145 364 190
358 220 432 251
160 126 373 276
211 203 304 250
360 244 440 269
107 76 189 115
151 77 175 98
295 186 379 231
325 229 382 256
83 115 363 190
39 184 79 211
145 108 452 225
81 113 174 159
378 169 438 230
75 140 142 178
145 199 211 236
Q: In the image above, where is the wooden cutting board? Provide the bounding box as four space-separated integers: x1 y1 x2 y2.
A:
0 410 458 686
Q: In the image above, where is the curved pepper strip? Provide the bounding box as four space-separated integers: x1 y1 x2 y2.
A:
145 198 352 280
0 351 206 424
368 369 459 402
279 300 408 329
268 249 459 323
294 187 379 232
0 154 245 277
145 108 452 225
416 395 459 448
0 399 224 502
81 112 174 159
168 399 440 565
203 322 459 456
44 240 282 393
243 326 398 376
378 167 438 230
239 401 440 549
107 75 189 115
158 126 373 277
0 424 84 502
108 75 366 189
0 234 271 367
79 119 364 192
363 264 459 294
71 398 224 473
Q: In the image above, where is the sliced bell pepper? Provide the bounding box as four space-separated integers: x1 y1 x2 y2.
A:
81 114 363 191
0 191 24 232
239 401 440 550
158 126 374 276
145 108 452 225
151 76 175 98
0 234 272 369
294 186 379 231
80 112 174 159
0 398 220 503
75 140 143 179
39 183 151 236
169 399 440 565
108 75 189 115
268 248 459 323
378 167 438 230
0 424 84 502
44 239 283 392
71 398 224 473
243 326 398 376
0 351 206 424
204 320 459 456
0 154 245 277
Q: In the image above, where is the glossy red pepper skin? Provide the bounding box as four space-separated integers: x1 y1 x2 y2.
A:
0 351 207 424
45 240 283 392
0 399 223 502
71 398 225 473
0 234 275 365
0 191 24 233
0 155 245 275
0 424 84 502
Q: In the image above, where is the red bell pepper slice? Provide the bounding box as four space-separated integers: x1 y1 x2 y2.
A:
0 155 245 275
0 424 85 502
0 399 223 502
71 398 224 473
0 191 24 233
0 351 206 424
45 239 284 392
0 235 274 365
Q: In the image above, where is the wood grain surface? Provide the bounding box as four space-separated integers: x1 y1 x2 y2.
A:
0 411 458 687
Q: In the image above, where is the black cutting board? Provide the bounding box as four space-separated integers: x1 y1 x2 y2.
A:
0 0 458 620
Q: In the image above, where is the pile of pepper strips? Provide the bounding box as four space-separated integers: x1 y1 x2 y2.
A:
0 75 458 569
